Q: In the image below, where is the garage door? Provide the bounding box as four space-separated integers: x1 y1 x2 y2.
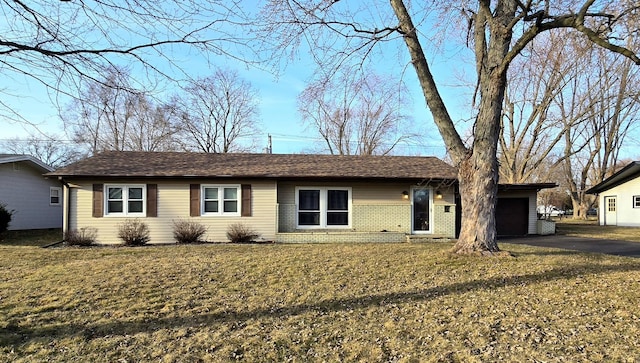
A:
496 198 529 236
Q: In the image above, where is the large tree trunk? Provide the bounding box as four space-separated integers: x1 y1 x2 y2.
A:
451 71 505 254
453 153 500 254
391 0 512 254
570 198 590 220
449 2 514 254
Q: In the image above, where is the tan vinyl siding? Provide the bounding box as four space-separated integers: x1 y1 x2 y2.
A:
353 183 415 205
69 180 276 244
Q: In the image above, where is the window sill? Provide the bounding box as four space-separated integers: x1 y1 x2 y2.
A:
104 214 147 218
295 226 353 230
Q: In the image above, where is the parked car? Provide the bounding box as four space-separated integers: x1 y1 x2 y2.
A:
537 205 565 217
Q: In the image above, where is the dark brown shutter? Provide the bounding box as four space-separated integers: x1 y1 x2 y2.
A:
241 184 252 217
92 184 103 218
190 184 200 217
147 184 157 217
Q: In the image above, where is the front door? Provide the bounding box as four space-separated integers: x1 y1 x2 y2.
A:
604 196 617 226
412 187 432 233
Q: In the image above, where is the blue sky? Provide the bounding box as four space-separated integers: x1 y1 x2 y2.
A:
2 1 637 160
0 0 478 158
0 47 468 157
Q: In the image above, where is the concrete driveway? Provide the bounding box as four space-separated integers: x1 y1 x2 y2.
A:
500 235 640 257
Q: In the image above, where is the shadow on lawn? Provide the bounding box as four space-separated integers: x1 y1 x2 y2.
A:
0 229 62 247
3 259 640 347
508 250 583 257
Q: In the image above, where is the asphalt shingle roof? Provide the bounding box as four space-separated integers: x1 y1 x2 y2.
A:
47 151 458 180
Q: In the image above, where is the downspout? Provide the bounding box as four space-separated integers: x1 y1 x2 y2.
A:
59 177 70 237
596 193 602 226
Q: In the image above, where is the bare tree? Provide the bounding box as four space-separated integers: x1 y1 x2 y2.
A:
64 67 132 153
0 134 82 168
258 0 640 254
560 45 640 218
0 0 252 124
499 31 586 184
298 67 414 155
500 27 640 201
63 67 179 153
174 69 261 153
125 99 180 152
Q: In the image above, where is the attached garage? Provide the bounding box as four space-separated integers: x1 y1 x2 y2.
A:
496 197 529 236
496 183 557 236
456 183 557 238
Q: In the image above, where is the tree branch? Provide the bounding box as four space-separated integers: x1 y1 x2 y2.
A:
502 3 640 74
390 0 467 162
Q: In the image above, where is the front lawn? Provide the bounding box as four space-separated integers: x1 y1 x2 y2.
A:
1 242 639 362
0 229 62 247
557 219 640 242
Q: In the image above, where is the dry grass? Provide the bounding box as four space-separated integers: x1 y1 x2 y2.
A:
557 219 640 242
0 229 62 247
1 242 640 362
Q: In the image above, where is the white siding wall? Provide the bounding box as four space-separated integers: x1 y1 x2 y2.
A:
69 180 277 244
597 177 640 227
0 161 62 230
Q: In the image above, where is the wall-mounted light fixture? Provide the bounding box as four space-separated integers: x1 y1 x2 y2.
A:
435 190 443 199
401 191 409 200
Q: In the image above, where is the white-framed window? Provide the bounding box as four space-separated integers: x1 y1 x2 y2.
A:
634 196 640 208
201 185 240 216
607 197 617 212
50 187 62 205
296 187 351 228
105 184 146 216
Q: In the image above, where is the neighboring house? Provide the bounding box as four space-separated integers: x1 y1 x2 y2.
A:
47 151 554 244
587 161 640 227
0 154 63 230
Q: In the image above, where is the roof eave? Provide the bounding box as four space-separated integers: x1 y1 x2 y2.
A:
52 174 459 182
586 161 640 194
1 155 54 172
498 183 558 191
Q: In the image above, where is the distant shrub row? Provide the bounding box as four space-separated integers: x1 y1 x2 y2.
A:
63 219 260 246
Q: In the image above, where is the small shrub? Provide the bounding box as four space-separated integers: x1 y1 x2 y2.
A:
64 227 98 246
0 203 14 234
118 219 150 246
173 219 207 244
226 223 260 243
